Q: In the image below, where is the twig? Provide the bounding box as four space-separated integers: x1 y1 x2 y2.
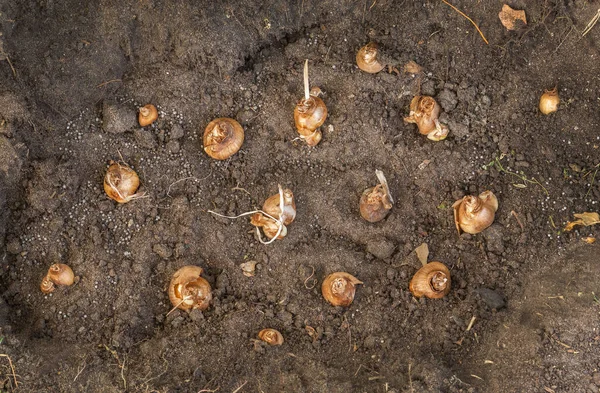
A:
408 363 413 393
232 381 248 393
582 8 600 37
584 163 600 199
441 0 489 45
303 266 316 289
198 387 220 393
0 354 18 387
4 55 16 77
511 211 524 231
96 79 122 88
73 359 87 382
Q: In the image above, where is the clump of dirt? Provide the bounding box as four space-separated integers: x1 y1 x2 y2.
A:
0 1 599 392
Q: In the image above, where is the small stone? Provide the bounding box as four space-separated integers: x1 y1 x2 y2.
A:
170 124 184 139
236 109 255 125
592 372 600 385
166 140 180 154
483 224 505 255
189 309 205 322
445 118 469 138
366 238 396 260
421 80 436 96
152 244 172 259
437 89 458 112
6 238 22 255
133 129 157 149
475 288 506 310
278 311 294 325
102 101 137 134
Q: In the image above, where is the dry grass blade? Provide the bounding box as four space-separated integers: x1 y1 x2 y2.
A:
441 0 489 44
0 354 18 387
582 8 600 37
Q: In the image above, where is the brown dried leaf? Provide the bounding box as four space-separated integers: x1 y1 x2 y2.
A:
404 60 422 74
240 261 257 277
499 4 527 31
564 212 600 231
415 243 429 266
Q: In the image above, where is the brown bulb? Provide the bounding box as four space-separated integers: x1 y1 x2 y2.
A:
539 88 559 115
294 60 328 146
262 188 296 225
404 96 440 135
258 328 284 346
453 191 498 235
138 104 158 127
321 272 363 307
356 42 385 73
41 263 75 293
168 266 212 311
360 170 394 223
404 96 449 141
104 161 142 203
250 213 287 240
203 118 244 160
409 262 451 299
294 96 327 136
304 129 322 146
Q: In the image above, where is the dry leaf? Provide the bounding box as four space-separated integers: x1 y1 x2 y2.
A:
583 237 596 244
564 212 600 231
404 60 422 74
415 243 429 266
499 4 527 31
240 260 257 277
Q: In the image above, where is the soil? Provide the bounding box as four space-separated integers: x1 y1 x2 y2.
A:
0 0 599 392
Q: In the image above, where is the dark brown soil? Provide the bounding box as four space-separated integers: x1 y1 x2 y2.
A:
1 1 599 392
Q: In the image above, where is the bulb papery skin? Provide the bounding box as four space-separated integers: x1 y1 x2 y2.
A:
263 189 296 225
539 88 560 115
250 213 287 240
453 191 498 234
404 96 441 135
168 266 212 311
203 118 244 160
104 161 141 203
321 272 363 307
294 96 327 136
356 43 385 73
409 262 451 299
40 275 55 294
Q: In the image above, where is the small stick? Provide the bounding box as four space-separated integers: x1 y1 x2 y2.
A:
4 55 16 77
466 316 476 332
232 381 248 393
0 354 18 387
511 210 524 231
303 59 310 100
441 0 489 45
303 266 316 289
582 8 600 37
96 79 122 88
